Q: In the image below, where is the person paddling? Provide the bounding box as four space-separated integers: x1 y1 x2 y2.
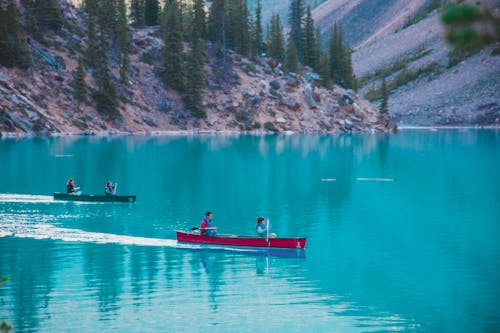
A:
256 217 267 237
200 211 217 236
256 216 276 238
104 181 115 196
66 178 80 194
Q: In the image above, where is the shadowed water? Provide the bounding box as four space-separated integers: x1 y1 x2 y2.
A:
0 130 499 332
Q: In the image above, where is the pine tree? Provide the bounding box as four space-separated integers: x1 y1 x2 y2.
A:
0 0 31 69
230 0 250 56
71 57 87 108
288 0 305 61
302 5 317 69
253 0 263 56
318 51 330 88
145 0 160 26
0 4 8 65
83 0 98 17
36 0 64 32
162 0 184 92
184 34 206 118
116 0 130 84
340 46 357 90
93 33 119 119
192 0 206 40
285 39 299 73
25 2 42 41
85 15 99 68
380 77 389 115
97 0 117 38
130 0 145 27
328 23 342 83
267 13 285 61
207 0 225 44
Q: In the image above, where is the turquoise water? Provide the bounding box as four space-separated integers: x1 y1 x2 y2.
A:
0 130 499 332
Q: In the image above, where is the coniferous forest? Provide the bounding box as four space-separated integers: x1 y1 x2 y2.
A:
0 0 358 121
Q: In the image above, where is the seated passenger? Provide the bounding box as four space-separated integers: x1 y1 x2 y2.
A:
256 217 267 237
66 178 80 194
200 212 216 236
104 181 115 196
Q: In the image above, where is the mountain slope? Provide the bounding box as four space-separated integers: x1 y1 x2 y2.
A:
312 0 427 47
353 9 500 126
0 2 392 136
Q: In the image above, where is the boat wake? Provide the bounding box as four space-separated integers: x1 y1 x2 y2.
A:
0 219 177 247
0 219 305 257
0 193 54 203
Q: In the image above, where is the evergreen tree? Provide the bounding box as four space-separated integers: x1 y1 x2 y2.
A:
93 33 119 119
116 0 130 84
130 0 145 27
318 51 330 88
85 15 99 68
0 4 9 65
83 0 98 17
36 0 64 32
97 0 117 38
380 77 389 115
145 0 160 26
328 23 357 89
162 0 184 91
340 46 357 90
288 0 305 61
71 57 87 108
253 0 264 56
0 0 31 69
328 23 343 83
267 13 285 61
207 0 225 44
285 39 299 73
302 5 317 69
25 2 42 41
192 0 206 40
184 34 206 118
229 0 250 55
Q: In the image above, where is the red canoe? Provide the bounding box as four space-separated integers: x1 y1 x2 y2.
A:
176 231 307 249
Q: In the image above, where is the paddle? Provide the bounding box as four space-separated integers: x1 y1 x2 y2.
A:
113 183 118 195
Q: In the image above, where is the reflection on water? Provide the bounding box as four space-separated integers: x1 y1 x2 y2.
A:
1 131 499 332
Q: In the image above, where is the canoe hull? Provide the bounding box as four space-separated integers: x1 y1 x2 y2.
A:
53 192 136 203
176 231 306 249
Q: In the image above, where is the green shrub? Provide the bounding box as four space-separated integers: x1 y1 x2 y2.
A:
264 121 278 132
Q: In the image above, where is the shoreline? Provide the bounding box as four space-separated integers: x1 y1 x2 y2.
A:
1 125 498 138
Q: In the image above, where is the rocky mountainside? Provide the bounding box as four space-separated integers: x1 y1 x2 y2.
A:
0 1 392 136
352 5 500 126
305 0 500 126
312 0 427 47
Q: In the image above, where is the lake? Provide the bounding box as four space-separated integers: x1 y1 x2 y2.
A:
0 130 499 332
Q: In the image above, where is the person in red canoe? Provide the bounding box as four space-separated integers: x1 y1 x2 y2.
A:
66 178 81 194
104 181 115 196
256 216 277 238
200 211 217 236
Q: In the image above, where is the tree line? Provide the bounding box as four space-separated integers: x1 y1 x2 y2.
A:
0 0 358 121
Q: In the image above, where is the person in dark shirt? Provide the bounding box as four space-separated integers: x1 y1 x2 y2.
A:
104 181 115 196
66 178 80 194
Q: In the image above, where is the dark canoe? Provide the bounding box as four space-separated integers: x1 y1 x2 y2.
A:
176 231 306 249
53 192 136 203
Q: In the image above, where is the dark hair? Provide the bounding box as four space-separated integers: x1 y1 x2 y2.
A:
257 217 264 222
205 211 212 217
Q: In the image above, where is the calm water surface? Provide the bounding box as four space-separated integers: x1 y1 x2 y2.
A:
0 130 499 332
